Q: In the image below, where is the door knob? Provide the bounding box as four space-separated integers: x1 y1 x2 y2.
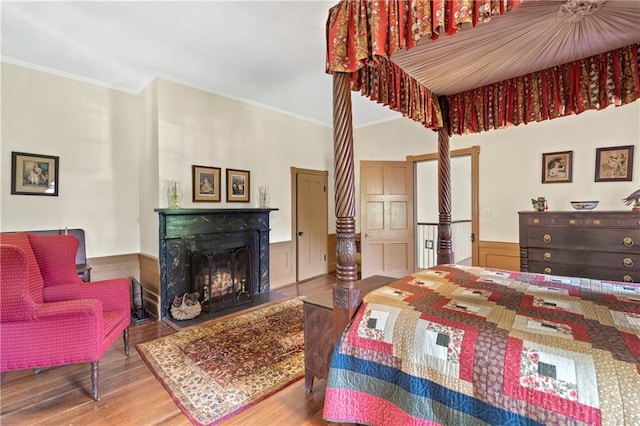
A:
365 233 370 238
297 231 304 236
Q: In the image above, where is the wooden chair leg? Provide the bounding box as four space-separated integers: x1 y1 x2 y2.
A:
123 328 130 356
91 361 99 401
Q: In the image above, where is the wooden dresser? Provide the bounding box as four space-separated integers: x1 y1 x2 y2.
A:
303 275 396 392
518 211 640 283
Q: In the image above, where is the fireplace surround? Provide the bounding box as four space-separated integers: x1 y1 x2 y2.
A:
155 208 277 319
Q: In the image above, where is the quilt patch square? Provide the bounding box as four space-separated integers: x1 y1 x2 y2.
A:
474 269 514 286
526 285 570 297
520 346 578 400
610 310 640 331
522 294 583 316
378 287 412 300
349 303 403 356
513 315 574 339
504 337 600 418
410 319 467 379
358 308 390 341
441 299 492 319
451 287 493 300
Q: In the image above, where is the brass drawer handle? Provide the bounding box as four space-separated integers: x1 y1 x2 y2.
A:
623 275 633 283
544 267 552 274
533 219 539 224
569 219 576 225
543 252 552 261
624 258 634 268
543 234 552 243
623 237 634 247
593 220 601 226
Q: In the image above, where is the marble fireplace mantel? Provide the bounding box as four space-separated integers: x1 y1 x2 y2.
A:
154 208 278 319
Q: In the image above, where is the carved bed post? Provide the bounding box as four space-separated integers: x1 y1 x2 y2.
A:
437 96 454 264
332 72 361 339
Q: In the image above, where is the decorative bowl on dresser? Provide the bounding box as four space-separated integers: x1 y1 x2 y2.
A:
570 200 599 210
518 211 640 283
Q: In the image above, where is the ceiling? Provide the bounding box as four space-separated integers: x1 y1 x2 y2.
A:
2 1 639 128
1 0 402 128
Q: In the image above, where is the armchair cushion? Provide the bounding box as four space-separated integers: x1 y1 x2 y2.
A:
28 233 82 287
0 232 44 302
44 278 131 312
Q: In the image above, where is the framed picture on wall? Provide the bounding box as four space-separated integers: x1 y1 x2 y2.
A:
541 150 573 184
11 151 59 196
595 145 634 182
192 165 221 202
226 169 250 202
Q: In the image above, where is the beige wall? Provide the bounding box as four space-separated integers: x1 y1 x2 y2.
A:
356 102 640 243
3 61 638 259
149 79 335 255
1 63 141 257
1 64 336 260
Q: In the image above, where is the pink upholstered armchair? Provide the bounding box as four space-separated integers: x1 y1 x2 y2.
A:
0 232 131 401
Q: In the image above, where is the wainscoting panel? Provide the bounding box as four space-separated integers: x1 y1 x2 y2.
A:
87 253 139 282
327 234 337 272
139 254 161 319
477 241 520 271
269 240 296 289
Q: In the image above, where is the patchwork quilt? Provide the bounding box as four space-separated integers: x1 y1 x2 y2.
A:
323 264 640 426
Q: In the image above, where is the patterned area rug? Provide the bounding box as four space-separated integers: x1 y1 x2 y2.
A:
137 297 305 425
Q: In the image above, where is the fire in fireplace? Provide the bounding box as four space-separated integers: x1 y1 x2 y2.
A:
191 245 253 312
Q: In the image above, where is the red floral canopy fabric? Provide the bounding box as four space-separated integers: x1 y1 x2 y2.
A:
325 0 640 135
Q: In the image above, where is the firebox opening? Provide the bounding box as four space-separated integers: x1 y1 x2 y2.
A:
191 246 253 313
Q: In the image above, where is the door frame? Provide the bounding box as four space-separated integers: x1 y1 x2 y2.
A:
407 145 480 266
290 167 328 282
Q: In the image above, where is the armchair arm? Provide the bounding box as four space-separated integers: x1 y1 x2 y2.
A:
43 278 131 312
35 298 103 319
2 300 105 368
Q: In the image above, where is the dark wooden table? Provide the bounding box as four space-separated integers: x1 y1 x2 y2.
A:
303 274 396 392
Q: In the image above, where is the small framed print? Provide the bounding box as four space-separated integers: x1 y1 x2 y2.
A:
542 151 573 184
226 169 250 202
192 165 221 202
595 145 634 182
11 151 59 196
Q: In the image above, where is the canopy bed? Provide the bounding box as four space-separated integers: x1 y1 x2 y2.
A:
322 0 640 424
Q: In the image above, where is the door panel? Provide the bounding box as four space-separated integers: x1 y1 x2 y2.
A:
360 161 414 278
295 170 328 281
366 202 384 230
390 202 407 229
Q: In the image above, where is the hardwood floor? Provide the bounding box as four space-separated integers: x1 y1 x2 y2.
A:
0 274 338 425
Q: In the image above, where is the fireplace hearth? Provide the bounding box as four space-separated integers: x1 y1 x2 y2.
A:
155 208 277 319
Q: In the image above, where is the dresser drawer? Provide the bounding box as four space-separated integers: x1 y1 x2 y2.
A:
526 215 584 227
581 215 640 228
524 213 640 228
527 262 640 283
528 248 640 271
527 228 640 253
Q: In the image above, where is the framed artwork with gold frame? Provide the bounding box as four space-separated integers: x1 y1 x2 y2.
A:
226 168 250 202
192 165 221 202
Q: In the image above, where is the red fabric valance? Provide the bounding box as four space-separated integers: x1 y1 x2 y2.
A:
448 43 640 135
325 0 521 130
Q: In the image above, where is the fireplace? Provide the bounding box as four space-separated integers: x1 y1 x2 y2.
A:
155 208 276 319
191 242 253 312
